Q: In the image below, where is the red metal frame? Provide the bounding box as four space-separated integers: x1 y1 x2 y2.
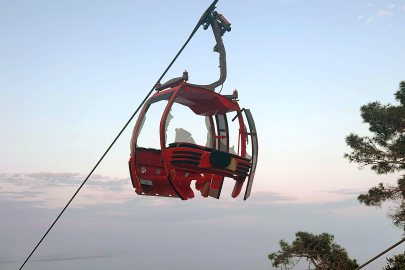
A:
129 82 255 200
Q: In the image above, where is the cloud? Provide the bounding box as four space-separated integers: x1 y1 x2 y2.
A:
377 10 393 17
358 15 364 19
388 4 395 8
21 172 82 188
27 172 80 179
366 3 372 7
96 211 131 216
86 175 129 191
0 173 378 213
0 173 134 208
0 173 31 186
320 188 366 196
365 16 375 23
0 190 44 199
138 198 173 206
246 190 296 205
0 173 130 191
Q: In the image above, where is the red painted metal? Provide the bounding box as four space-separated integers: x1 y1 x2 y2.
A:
129 82 256 200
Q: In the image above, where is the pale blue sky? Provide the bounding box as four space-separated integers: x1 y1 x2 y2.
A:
1 0 405 269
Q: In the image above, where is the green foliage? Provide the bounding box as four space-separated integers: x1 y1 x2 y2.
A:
383 252 405 270
268 231 358 270
344 81 405 174
345 81 405 230
357 177 405 229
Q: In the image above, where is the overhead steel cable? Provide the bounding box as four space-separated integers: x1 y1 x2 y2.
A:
355 238 405 270
18 1 218 269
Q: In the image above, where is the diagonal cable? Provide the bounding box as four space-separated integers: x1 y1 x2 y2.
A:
355 238 405 270
19 1 218 269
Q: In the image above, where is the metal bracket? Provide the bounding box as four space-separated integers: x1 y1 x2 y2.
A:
155 5 231 93
190 10 231 92
156 71 188 91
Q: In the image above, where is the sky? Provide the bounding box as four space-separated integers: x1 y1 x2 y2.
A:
1 0 405 269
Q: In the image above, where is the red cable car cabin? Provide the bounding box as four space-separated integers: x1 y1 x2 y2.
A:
129 8 258 200
129 82 258 200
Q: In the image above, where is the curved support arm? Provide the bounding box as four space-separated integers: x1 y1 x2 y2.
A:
158 8 230 93
189 18 227 92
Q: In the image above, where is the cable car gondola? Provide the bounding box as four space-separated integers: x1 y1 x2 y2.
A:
129 8 258 200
